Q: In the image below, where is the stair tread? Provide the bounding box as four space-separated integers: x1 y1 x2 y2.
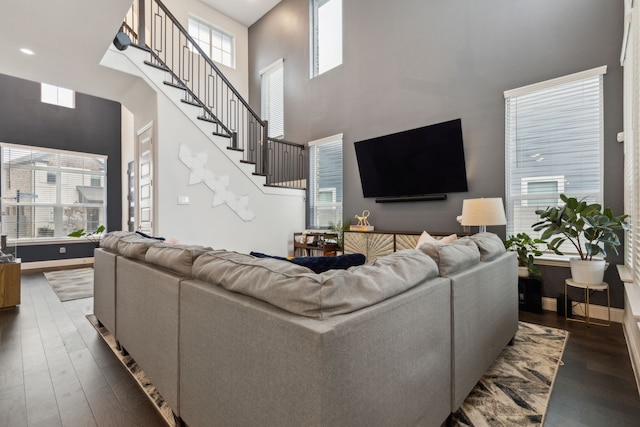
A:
180 99 200 107
164 81 185 90
143 60 169 72
197 115 219 124
240 160 256 165
212 131 231 139
227 146 244 152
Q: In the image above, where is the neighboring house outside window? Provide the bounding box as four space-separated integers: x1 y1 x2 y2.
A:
504 66 606 256
261 59 284 138
188 17 234 68
0 143 107 240
311 0 343 77
308 134 343 228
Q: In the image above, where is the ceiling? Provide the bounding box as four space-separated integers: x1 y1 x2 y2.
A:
0 0 279 102
198 0 282 26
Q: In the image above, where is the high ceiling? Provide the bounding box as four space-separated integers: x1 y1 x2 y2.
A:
199 0 281 26
0 0 279 102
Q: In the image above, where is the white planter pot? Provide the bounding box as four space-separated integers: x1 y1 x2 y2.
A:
569 258 606 285
517 266 530 278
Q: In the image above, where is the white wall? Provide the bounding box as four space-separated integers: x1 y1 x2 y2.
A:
164 0 249 99
121 106 135 231
155 93 304 254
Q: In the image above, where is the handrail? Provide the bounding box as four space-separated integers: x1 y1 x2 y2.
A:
120 0 306 189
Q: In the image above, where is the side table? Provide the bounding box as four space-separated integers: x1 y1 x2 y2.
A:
0 262 21 310
564 278 610 327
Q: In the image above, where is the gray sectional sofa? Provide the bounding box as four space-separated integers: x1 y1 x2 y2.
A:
93 231 517 427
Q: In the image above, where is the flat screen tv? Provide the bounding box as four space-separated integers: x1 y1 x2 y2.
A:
354 118 468 200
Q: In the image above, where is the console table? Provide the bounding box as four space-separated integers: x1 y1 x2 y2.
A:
293 232 338 257
0 262 21 310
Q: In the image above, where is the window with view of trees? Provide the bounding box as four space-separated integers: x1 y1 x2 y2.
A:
307 134 343 228
0 144 107 240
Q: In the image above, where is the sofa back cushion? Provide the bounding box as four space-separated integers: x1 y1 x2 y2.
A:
145 243 212 277
100 231 137 252
418 237 481 276
117 235 161 260
192 249 439 319
469 232 506 261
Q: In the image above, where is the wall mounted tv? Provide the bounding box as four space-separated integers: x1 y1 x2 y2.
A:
354 118 468 202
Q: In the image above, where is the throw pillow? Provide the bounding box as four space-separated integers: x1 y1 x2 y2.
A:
415 231 458 249
250 251 366 274
469 232 506 261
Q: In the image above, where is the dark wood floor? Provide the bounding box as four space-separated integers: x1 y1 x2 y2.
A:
2 272 640 426
519 310 640 427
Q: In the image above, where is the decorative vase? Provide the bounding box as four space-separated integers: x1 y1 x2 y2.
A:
569 258 606 285
518 266 530 278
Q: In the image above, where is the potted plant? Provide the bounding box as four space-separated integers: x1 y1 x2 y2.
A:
504 232 545 277
532 194 627 284
329 222 350 255
68 225 106 248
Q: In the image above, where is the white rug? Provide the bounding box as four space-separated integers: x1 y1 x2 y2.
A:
44 267 94 302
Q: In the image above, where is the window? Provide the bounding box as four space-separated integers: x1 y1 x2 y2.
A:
311 0 343 77
261 59 284 138
504 66 606 255
188 17 234 68
308 134 343 228
41 83 75 108
0 143 107 240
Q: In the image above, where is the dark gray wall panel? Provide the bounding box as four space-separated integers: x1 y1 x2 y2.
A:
249 0 625 307
0 73 121 262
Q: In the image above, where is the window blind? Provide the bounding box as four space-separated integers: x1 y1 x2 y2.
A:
307 135 343 228
505 68 605 255
261 59 284 138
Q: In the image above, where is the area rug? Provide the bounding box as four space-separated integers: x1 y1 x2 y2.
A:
87 315 176 427
451 321 568 426
44 267 94 302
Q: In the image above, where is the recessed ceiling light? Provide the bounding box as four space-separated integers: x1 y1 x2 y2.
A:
20 48 35 55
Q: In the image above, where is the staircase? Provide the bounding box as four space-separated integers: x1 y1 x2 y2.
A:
116 0 306 191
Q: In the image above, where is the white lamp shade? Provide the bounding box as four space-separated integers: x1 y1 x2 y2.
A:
460 198 507 226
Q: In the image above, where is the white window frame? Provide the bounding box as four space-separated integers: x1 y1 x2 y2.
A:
310 0 343 77
505 66 606 259
308 133 343 229
188 17 235 69
261 59 285 139
41 83 75 109
0 143 107 242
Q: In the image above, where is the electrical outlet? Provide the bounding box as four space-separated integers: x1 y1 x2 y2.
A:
59 247 66 254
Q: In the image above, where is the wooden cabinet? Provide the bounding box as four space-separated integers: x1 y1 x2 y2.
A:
293 232 338 257
0 262 21 310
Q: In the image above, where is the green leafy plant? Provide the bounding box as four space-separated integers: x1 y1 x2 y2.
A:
329 222 351 251
68 225 105 247
504 232 545 275
532 194 627 261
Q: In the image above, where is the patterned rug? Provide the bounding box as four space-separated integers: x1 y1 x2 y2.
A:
87 315 176 427
87 315 566 427
44 267 94 302
451 321 568 426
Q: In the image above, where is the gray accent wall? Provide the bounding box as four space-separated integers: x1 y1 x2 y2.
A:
0 73 122 262
249 0 626 307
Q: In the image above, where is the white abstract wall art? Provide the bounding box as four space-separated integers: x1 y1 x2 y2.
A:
178 144 256 221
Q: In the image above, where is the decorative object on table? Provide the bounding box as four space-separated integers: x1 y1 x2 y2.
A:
459 198 507 233
533 194 627 285
504 232 545 277
67 225 106 247
350 210 374 231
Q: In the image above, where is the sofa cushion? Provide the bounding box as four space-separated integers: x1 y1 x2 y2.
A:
100 231 136 252
250 251 367 273
146 243 213 276
469 232 506 261
418 237 481 276
117 235 161 260
415 231 457 249
192 249 439 319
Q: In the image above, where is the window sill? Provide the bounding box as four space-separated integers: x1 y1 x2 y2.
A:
8 237 101 246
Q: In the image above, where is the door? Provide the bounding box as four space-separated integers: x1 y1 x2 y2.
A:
137 123 154 234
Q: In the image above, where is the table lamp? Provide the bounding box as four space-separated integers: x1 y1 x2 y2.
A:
460 197 507 233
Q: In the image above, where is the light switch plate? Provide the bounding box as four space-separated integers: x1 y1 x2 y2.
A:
178 196 190 205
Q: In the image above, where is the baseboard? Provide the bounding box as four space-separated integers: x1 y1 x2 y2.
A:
541 296 624 323
622 320 640 397
21 257 94 271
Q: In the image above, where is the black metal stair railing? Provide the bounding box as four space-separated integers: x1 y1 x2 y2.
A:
120 0 306 189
